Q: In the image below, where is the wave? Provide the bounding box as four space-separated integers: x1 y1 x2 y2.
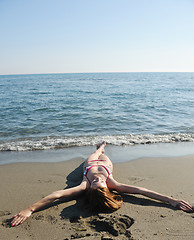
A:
0 133 194 151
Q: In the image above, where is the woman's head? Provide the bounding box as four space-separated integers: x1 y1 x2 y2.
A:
85 187 123 213
90 176 107 189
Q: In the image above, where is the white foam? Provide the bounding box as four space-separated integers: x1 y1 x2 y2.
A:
0 133 193 151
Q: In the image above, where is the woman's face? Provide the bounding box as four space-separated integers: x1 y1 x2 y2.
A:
90 176 107 189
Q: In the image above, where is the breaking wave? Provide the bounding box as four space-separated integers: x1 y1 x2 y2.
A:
0 133 193 151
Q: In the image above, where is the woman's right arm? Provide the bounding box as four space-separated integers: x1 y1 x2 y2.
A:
11 182 87 227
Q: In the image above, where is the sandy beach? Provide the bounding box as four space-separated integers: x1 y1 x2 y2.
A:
1 154 194 240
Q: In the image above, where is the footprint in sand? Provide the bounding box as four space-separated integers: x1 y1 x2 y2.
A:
34 214 58 224
0 211 12 228
0 210 11 217
128 176 146 184
69 213 134 240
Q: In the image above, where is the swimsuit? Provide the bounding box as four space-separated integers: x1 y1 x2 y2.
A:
87 159 107 163
84 159 112 184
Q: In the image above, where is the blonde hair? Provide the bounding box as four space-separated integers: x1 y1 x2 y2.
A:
85 187 123 213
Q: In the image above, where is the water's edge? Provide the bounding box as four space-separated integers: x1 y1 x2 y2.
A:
0 133 193 151
0 142 193 165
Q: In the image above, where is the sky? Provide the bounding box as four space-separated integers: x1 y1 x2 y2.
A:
0 0 194 75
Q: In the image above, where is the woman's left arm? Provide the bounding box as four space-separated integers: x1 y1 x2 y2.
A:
111 180 193 212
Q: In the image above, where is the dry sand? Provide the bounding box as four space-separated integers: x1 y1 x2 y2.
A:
1 155 194 239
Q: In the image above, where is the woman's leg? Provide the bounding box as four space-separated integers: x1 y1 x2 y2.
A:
98 153 111 161
87 141 106 161
98 154 113 169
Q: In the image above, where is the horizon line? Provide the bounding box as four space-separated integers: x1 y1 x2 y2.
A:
1 71 194 76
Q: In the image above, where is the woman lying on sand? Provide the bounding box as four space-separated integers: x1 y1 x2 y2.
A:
11 141 193 227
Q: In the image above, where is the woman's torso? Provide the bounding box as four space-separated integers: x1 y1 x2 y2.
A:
83 157 113 184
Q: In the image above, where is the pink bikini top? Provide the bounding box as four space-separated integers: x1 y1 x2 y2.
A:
84 159 112 184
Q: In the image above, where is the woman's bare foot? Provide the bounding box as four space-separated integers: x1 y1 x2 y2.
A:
97 141 106 154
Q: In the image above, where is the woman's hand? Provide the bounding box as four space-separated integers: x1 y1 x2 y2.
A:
169 199 193 212
11 208 32 226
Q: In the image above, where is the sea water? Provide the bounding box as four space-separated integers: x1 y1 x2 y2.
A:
0 72 194 154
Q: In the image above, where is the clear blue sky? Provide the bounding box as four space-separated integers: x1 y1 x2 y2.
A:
0 0 194 75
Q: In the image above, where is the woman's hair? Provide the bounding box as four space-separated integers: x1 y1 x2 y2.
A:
85 187 123 213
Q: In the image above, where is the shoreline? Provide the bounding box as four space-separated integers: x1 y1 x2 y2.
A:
1 154 194 239
0 141 194 165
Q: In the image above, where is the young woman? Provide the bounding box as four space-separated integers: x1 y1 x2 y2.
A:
11 141 193 226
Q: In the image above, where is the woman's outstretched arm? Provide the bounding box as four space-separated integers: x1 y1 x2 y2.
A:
110 180 193 212
11 181 87 227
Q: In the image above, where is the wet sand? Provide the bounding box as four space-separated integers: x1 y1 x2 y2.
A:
1 155 194 239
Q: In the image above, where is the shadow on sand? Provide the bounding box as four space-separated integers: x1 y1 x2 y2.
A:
35 160 176 220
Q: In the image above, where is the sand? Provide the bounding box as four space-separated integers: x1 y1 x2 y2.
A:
1 154 194 240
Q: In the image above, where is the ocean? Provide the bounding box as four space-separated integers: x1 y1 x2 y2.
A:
0 72 194 153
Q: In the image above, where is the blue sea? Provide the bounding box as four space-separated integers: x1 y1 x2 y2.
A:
0 72 194 152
